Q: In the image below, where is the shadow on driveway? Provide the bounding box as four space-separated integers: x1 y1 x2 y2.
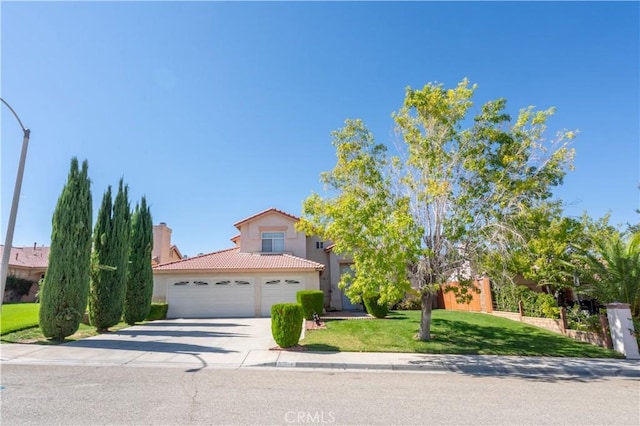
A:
142 321 249 328
113 329 249 339
63 339 238 354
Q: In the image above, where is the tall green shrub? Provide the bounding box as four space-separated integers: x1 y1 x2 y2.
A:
296 290 324 320
271 303 303 348
124 196 153 325
363 293 389 318
89 179 131 331
39 158 92 340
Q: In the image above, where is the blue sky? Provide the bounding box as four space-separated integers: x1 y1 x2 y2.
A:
1 1 638 257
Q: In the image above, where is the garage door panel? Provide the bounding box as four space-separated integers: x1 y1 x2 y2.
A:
260 278 304 317
167 278 254 318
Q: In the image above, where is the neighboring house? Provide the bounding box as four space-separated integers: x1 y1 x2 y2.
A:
152 208 358 318
0 244 49 302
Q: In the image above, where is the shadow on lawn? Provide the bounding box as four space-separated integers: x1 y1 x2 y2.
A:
429 318 619 358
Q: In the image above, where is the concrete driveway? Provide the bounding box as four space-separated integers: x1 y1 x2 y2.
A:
0 318 279 371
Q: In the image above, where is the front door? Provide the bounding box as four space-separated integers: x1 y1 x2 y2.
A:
339 263 362 311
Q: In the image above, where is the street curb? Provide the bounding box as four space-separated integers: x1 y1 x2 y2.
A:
250 360 640 379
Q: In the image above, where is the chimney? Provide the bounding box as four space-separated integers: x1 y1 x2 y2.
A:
152 223 172 264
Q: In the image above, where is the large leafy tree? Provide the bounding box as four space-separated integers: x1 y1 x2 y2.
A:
300 79 576 340
123 196 154 325
89 179 131 331
39 158 92 340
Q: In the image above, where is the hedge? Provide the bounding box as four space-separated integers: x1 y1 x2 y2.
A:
363 293 389 318
296 290 324 320
145 303 169 321
271 303 303 348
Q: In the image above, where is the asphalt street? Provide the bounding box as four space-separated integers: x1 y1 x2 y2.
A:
1 364 638 425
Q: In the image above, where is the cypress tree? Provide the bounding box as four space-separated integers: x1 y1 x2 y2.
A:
88 186 113 331
124 196 154 325
89 179 130 331
39 158 92 340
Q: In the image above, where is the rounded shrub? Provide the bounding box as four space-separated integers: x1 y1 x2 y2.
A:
271 303 303 348
296 290 324 320
363 293 389 318
145 303 168 321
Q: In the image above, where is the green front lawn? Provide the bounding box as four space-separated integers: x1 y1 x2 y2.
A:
1 302 133 344
302 310 621 358
1 303 40 335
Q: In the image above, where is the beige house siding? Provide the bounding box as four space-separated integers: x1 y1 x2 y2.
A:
306 236 332 308
236 211 307 257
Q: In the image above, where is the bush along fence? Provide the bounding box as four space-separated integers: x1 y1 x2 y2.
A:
491 305 612 349
493 303 640 359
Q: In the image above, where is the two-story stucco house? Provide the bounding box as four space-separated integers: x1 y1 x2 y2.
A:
152 208 357 318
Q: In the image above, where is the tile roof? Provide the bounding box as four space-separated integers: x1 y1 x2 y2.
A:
233 208 300 229
0 245 50 269
153 247 325 272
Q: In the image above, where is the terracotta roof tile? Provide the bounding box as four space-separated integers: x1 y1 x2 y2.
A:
153 247 325 272
233 208 300 229
0 246 49 269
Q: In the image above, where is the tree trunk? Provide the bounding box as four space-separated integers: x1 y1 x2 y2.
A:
418 291 434 341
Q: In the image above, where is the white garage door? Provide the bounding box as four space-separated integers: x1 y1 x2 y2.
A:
260 277 305 317
167 278 255 318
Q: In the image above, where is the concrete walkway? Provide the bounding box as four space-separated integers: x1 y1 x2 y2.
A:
1 318 638 379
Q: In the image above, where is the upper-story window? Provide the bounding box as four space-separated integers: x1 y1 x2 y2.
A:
262 231 285 253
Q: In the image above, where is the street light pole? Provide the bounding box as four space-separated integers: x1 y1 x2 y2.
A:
0 98 31 308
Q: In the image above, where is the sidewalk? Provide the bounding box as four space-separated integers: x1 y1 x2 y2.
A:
2 342 638 379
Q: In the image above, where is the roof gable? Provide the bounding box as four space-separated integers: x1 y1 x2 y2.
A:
233 208 299 230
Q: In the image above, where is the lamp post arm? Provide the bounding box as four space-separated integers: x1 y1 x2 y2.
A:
1 98 29 135
0 98 31 308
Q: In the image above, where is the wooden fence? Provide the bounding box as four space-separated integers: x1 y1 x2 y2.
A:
437 277 493 313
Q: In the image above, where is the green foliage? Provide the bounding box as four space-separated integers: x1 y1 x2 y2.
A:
362 293 390 318
566 305 601 333
393 295 422 310
39 158 93 340
145 303 168 321
296 290 324 320
493 284 559 319
4 276 36 299
271 303 303 348
537 293 561 319
89 179 131 331
300 79 576 341
298 119 420 309
572 230 640 317
124 196 154 325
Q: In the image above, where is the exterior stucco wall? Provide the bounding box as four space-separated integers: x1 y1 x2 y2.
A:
238 212 307 257
8 267 46 283
305 236 332 308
